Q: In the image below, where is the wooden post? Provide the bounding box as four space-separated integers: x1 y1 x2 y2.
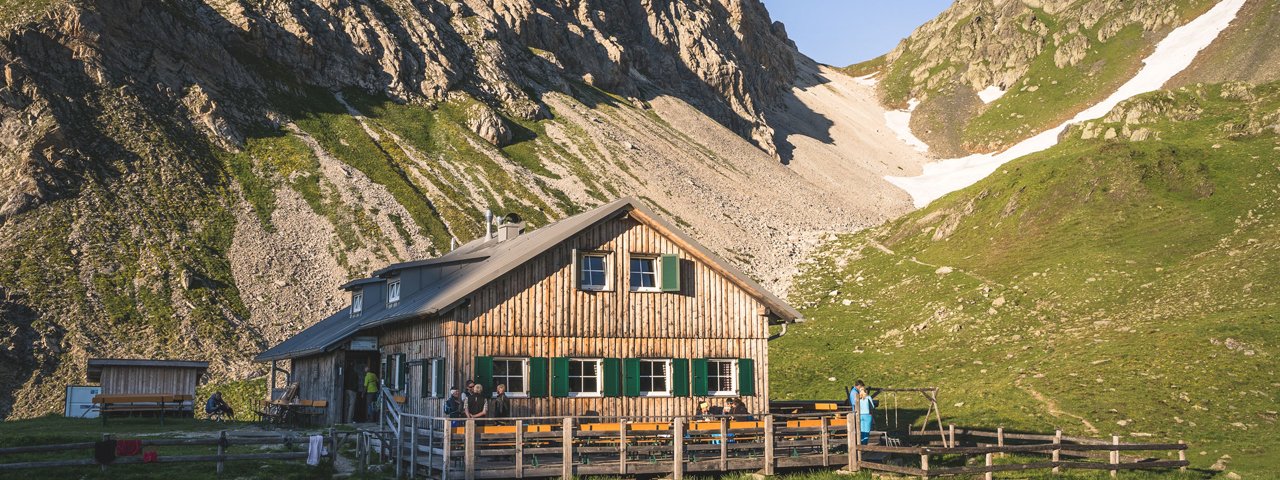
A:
920 451 929 477
464 419 476 480
997 426 1005 458
618 420 627 476
410 417 418 479
948 424 956 448
719 417 729 471
763 415 775 475
984 452 993 480
1178 440 1186 473
515 420 525 478
673 417 685 480
846 413 859 472
427 420 436 479
819 416 830 467
562 417 573 480
1052 429 1062 474
1110 435 1120 478
442 421 453 480
216 431 226 474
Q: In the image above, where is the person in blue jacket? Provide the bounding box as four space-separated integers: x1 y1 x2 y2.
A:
848 380 879 444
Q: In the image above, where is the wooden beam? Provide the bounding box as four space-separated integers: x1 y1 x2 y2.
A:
720 417 729 471
673 417 685 480
763 415 775 475
465 419 476 480
1053 429 1062 474
515 420 524 478
846 413 859 472
618 421 627 476
562 417 573 480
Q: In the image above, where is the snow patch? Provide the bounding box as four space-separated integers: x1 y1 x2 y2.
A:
853 72 880 87
885 0 1247 208
976 85 1006 103
885 98 930 153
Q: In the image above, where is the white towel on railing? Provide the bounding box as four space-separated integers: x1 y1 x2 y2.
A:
307 434 325 466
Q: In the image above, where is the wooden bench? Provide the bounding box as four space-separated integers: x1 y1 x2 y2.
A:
93 394 186 425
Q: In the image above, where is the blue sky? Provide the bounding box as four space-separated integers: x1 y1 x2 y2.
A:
761 0 953 66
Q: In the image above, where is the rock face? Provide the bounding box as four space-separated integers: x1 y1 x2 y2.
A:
869 0 1214 154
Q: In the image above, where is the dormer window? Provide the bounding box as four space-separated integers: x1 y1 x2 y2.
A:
350 290 363 317
388 279 401 306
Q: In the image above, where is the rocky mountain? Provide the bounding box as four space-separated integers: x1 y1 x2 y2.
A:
851 0 1229 156
0 0 928 418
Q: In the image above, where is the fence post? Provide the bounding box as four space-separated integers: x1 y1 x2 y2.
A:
997 426 1005 458
984 452 993 480
763 414 775 475
410 417 418 479
618 420 627 476
442 421 453 480
465 419 476 480
1110 435 1119 478
1052 429 1062 474
920 451 929 477
216 430 226 474
562 417 574 480
949 424 955 448
673 417 685 480
720 417 729 471
1178 440 1186 473
848 413 859 472
515 419 525 478
819 416 829 467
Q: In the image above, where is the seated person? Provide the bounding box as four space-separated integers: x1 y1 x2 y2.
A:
205 391 234 421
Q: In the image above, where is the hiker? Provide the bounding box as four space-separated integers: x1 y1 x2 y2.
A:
491 383 511 420
697 401 714 420
363 366 379 421
444 387 464 427
849 380 880 445
462 379 476 403
465 383 488 419
727 398 749 416
205 391 233 421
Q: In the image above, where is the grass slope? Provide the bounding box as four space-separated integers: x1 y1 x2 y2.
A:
774 82 1280 476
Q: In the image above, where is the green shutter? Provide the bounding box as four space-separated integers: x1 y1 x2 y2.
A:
474 356 493 392
528 357 548 397
623 359 641 397
603 358 621 397
551 357 570 397
672 359 690 397
691 358 708 396
399 354 409 392
434 359 447 398
660 254 681 292
737 358 755 396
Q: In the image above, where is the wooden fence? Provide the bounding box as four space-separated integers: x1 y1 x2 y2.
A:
374 413 1188 479
0 430 338 473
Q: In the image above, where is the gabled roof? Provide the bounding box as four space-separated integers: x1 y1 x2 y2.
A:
255 197 801 362
86 358 209 382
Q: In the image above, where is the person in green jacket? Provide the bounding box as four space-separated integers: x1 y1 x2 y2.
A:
363 366 378 421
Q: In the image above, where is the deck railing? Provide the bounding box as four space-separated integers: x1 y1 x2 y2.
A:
375 412 1188 479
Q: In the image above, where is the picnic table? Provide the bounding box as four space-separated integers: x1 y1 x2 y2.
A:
93 394 192 425
257 399 328 427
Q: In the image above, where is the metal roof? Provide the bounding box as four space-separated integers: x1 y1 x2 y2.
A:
255 197 802 362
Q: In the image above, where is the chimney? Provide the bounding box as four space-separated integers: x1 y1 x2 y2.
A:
496 213 524 242
484 209 493 238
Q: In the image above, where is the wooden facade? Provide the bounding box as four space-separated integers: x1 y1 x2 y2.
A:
380 213 772 419
86 359 208 414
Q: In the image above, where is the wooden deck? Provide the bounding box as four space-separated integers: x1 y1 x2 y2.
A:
367 410 1188 479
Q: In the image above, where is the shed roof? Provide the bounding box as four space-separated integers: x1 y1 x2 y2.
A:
255 197 802 362
86 358 209 382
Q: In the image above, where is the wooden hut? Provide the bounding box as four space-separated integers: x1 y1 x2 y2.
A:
257 197 801 423
86 358 208 415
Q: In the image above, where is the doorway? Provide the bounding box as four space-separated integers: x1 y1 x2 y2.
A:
342 350 380 423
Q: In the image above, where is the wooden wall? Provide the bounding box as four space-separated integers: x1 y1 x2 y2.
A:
291 351 345 425
100 366 201 396
378 213 772 418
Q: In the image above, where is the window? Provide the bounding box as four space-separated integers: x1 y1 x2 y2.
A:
629 256 658 291
492 358 528 397
388 279 401 305
350 290 363 317
568 359 602 397
639 359 671 396
386 353 407 391
579 253 609 291
707 359 737 395
421 358 445 398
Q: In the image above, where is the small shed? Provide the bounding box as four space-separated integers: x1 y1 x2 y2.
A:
86 358 209 411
